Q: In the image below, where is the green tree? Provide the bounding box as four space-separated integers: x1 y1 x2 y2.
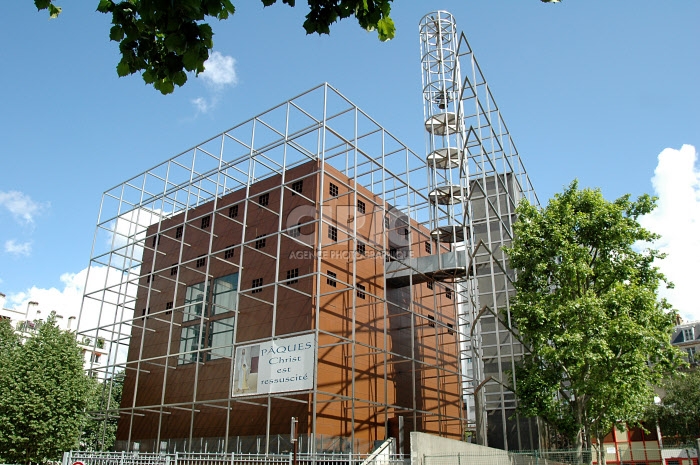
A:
505 181 682 463
81 371 125 451
32 0 396 94
0 313 95 464
648 370 700 445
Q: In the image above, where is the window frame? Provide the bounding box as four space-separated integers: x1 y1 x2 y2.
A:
286 268 299 284
255 235 266 249
356 283 366 299
683 328 695 342
327 270 337 287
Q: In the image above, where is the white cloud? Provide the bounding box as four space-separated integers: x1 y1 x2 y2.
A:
6 271 85 323
192 96 212 114
4 240 32 256
199 52 238 88
6 265 137 366
191 52 237 115
639 144 700 322
0 191 46 224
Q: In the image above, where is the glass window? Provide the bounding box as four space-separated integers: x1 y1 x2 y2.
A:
224 247 234 259
179 324 204 364
211 273 238 316
289 222 301 238
209 317 235 360
683 328 695 342
327 271 337 287
184 282 206 322
286 268 299 284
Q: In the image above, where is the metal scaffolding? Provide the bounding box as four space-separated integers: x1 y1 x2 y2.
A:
78 8 541 452
78 83 464 454
419 10 540 451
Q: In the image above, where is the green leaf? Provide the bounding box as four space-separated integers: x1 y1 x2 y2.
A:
376 16 394 41
172 70 188 87
164 33 187 53
48 4 62 18
109 25 124 41
116 60 131 77
142 68 156 84
155 78 175 95
198 23 213 42
96 0 113 13
182 48 203 72
34 0 51 10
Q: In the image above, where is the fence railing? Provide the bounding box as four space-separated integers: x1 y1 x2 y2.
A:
62 451 409 465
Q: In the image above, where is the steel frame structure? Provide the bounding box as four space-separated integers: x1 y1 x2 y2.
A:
78 83 463 454
419 11 541 451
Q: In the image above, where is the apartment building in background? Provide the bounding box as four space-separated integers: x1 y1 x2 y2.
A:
671 319 700 366
0 293 108 376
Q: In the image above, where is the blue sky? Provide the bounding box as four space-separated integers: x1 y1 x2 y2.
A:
1 1 698 321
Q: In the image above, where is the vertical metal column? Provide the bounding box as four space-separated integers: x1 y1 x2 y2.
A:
419 10 477 443
420 11 467 250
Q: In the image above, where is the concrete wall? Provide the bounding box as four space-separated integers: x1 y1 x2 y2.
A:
410 432 510 465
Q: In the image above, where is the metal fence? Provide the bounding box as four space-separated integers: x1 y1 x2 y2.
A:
62 451 408 465
112 435 374 455
423 450 571 465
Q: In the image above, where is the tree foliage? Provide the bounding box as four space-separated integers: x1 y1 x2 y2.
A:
505 181 682 460
648 370 700 445
0 314 95 464
32 0 395 94
81 371 125 451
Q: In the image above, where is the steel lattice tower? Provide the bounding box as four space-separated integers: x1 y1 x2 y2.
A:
419 11 541 451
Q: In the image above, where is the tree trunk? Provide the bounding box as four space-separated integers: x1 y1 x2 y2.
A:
574 429 584 465
596 435 607 465
584 424 593 465
575 399 590 465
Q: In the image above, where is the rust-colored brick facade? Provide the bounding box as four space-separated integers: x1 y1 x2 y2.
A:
116 160 462 453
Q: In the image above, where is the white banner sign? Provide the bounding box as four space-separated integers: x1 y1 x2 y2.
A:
232 334 315 396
